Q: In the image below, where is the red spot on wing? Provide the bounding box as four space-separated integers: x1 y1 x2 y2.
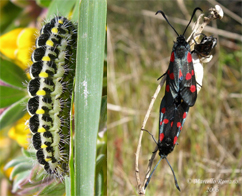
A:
183 112 187 119
166 85 170 92
180 126 183 130
170 121 173 127
160 121 162 125
173 136 178 145
169 73 174 80
160 133 164 142
185 73 191 80
167 70 170 75
187 52 192 63
192 70 194 76
170 52 175 62
161 107 166 113
163 119 169 124
190 85 196 93
177 122 181 127
179 69 183 78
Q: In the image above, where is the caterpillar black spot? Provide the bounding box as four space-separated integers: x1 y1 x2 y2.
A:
27 16 76 176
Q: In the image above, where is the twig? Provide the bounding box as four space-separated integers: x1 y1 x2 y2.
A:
187 5 224 45
135 5 224 195
135 76 166 195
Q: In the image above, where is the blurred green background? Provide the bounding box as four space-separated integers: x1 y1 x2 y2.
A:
107 1 242 195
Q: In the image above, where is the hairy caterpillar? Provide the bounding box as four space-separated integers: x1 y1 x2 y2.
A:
27 16 76 176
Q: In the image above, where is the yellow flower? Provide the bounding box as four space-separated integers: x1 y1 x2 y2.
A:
0 27 37 70
8 113 31 149
0 28 38 148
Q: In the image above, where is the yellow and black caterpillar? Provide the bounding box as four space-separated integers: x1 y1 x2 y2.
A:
27 16 76 176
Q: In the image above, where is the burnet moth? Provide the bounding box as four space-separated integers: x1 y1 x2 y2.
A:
144 7 203 191
157 7 203 107
143 99 189 191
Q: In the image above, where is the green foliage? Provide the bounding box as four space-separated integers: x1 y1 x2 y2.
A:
36 0 52 8
0 86 26 108
0 96 28 129
46 0 76 19
0 58 28 88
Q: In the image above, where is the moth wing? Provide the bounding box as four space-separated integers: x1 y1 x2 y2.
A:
159 96 175 140
180 52 197 106
158 96 176 155
171 102 190 141
166 55 180 100
159 96 190 153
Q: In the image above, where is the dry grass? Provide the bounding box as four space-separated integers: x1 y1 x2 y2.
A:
107 1 242 196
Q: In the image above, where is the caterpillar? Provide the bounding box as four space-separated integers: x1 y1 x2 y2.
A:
27 16 77 176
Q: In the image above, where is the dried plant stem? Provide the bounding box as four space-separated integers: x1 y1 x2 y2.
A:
135 76 166 195
187 6 224 45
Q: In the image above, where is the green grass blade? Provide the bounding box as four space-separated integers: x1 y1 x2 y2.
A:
69 79 75 196
74 0 107 196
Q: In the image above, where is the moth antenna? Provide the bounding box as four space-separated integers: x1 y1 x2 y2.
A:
157 71 167 81
165 157 180 191
144 156 164 189
141 129 158 145
183 7 203 36
155 10 179 37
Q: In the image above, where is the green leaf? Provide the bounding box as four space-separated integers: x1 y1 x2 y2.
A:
12 170 31 193
95 171 104 196
71 0 80 22
74 1 107 196
96 154 105 173
4 157 28 170
103 76 107 88
39 181 65 196
95 154 106 196
10 162 32 180
46 0 76 19
68 82 75 196
0 96 28 130
22 148 35 158
65 176 71 196
0 58 28 88
0 85 27 108
99 95 107 131
36 0 52 8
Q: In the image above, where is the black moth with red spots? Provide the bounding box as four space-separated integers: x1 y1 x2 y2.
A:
144 8 203 191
